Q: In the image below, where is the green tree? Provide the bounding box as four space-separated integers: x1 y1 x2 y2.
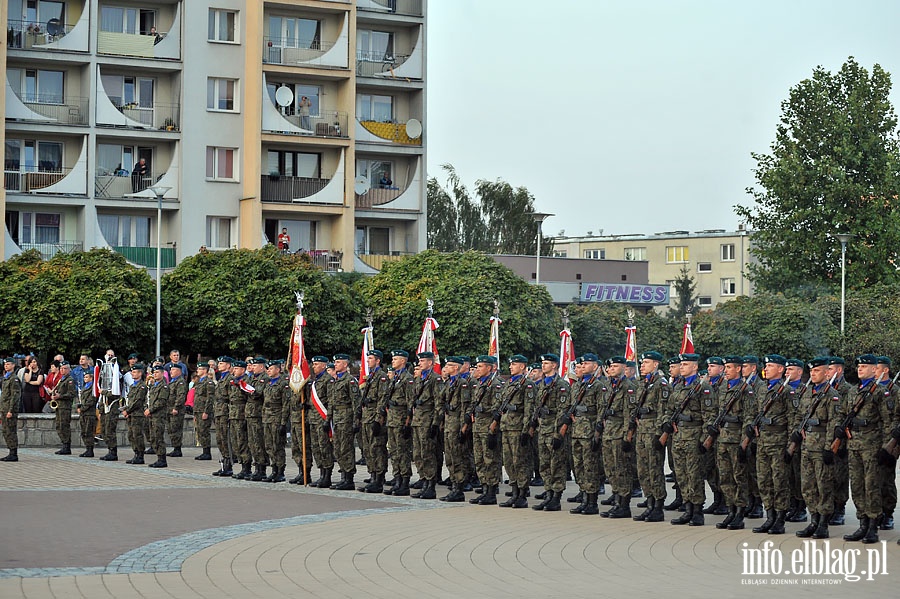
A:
736 57 900 292
0 249 155 359
357 250 556 360
161 247 361 359
667 265 697 319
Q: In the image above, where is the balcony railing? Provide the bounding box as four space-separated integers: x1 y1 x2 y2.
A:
355 186 402 208
358 0 424 17
264 110 348 138
6 19 76 50
304 249 344 272
356 52 411 77
7 96 89 125
356 252 411 271
358 120 421 145
95 171 164 199
97 29 173 59
113 246 176 269
18 241 84 260
110 102 180 131
4 167 73 192
263 37 339 68
261 175 330 202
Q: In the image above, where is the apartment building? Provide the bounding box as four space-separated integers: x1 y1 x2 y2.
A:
2 0 427 272
551 228 754 310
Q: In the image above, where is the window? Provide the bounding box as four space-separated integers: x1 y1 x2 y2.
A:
99 214 151 247
206 147 237 181
101 74 154 108
4 139 62 172
7 68 64 104
356 226 390 255
356 159 394 187
552 250 567 258
97 144 152 176
721 243 736 262
19 212 60 244
207 78 238 112
584 249 605 260
267 150 320 178
206 217 232 249
357 29 394 61
19 1 65 25
100 6 155 35
666 245 689 263
698 296 713 308
267 16 320 49
357 94 393 122
266 83 320 117
624 247 646 261
208 8 237 43
721 278 736 296
697 262 712 273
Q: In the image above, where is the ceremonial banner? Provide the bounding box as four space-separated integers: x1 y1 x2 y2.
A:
288 292 311 393
680 322 694 354
559 326 576 380
360 325 374 385
489 314 501 362
417 300 441 374
624 325 637 364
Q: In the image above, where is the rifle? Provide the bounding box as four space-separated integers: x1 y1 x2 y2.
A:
461 371 497 437
739 376 789 452
525 377 554 438
557 367 601 437
658 375 707 446
624 372 659 446
831 372 887 453
701 377 749 451
785 373 837 457
489 375 518 435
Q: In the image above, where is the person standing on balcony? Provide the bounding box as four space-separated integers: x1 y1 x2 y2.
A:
299 96 312 130
132 158 148 193
278 228 291 253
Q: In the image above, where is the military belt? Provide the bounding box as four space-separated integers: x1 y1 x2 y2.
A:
806 426 827 433
851 418 869 428
502 405 519 413
676 414 693 423
760 424 787 432
474 406 485 413
722 415 740 423
637 407 653 415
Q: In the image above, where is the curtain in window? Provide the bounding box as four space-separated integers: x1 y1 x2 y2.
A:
98 214 119 246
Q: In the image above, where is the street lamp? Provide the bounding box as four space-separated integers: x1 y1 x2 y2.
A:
150 185 172 357
834 233 853 335
532 212 553 285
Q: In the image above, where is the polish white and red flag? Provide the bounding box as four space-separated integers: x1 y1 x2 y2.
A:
417 314 441 375
559 327 576 380
489 314 501 363
624 325 637 363
680 322 695 354
359 325 374 385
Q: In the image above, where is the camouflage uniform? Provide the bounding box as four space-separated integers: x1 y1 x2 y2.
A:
843 378 893 520
1 368 22 456
383 367 414 488
796 381 841 519
601 375 636 500
306 370 334 475
327 370 361 483
262 372 291 475
711 377 753 511
76 385 98 451
411 367 444 493
213 368 233 467
633 371 670 505
877 376 898 523
569 371 605 496
246 370 268 474
228 373 252 468
470 374 504 489
147 377 169 457
166 374 187 451
123 377 148 460
536 373 571 495
499 373 535 492
668 374 716 509
755 378 800 513
440 371 470 491
360 367 391 480
745 372 766 510
830 374 853 518
459 372 477 483
53 373 76 447
192 372 215 453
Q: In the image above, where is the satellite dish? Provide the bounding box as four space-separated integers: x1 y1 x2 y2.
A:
405 118 422 139
354 175 371 195
274 86 294 108
47 19 62 36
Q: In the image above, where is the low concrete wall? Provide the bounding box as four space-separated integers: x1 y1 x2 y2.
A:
1 413 214 448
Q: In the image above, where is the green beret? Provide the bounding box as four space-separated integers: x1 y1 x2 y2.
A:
876 355 892 366
529 363 541 370
743 355 759 365
581 353 600 363
311 356 328 363
574 356 585 365
828 357 845 366
151 364 165 372
196 363 210 370
2 357 15 364
764 354 786 366
641 351 663 362
459 356 471 363
679 353 700 363
416 351 435 360
857 354 877 365
707 356 725 366
724 355 743 365
367 349 383 360
540 353 560 363
445 356 465 365
808 357 829 368
625 360 636 368
606 356 626 366
476 355 497 365
786 358 805 368
217 356 233 363
83 370 93 378
247 357 265 365
131 363 146 371
667 356 681 366
333 353 351 362
390 350 409 358
326 362 335 369
128 353 140 360
508 354 529 364
232 360 247 368
266 359 284 368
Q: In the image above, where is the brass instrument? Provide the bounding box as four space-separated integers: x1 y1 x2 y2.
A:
48 378 64 410
99 356 122 414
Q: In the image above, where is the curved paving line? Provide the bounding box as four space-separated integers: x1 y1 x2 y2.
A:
0 503 446 580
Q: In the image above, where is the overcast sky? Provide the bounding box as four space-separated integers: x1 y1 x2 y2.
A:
425 0 900 238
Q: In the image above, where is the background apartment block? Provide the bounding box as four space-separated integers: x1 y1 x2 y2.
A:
552 227 755 310
2 0 427 273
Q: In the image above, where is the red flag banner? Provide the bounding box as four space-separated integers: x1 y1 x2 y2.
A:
288 308 311 393
680 322 694 354
417 316 441 375
360 326 374 385
559 327 576 380
624 326 637 363
489 315 501 362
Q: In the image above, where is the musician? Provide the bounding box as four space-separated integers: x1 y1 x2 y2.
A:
99 350 123 462
1 357 22 461
76 371 99 458
122 363 148 464
52 361 77 455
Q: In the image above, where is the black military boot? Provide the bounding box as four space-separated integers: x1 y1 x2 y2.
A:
101 447 118 461
79 447 94 458
532 489 553 511
442 482 466 503
144 447 155 455
567 490 584 504
569 491 588 514
600 492 618 506
195 448 212 460
862 516 881 544
410 477 424 490
608 494 631 519
312 467 324 486
747 495 764 519
689 503 705 526
512 485 529 508
796 512 819 537
716 506 737 529
501 484 519 508
634 496 654 521
671 502 693 525
166 447 183 458
274 466 286 482
263 465 277 482
335 472 356 490
542 490 562 512
753 508 776 533
393 476 411 496
880 512 894 530
582 492 600 515
148 456 168 468
646 499 665 522
219 459 232 476
636 497 649 509
127 453 145 465
813 514 830 539
703 491 720 514
844 516 870 542
318 468 333 489
768 510 786 534
363 472 384 493
664 487 683 511
469 484 486 504
727 507 746 530
289 465 304 484
419 480 438 500
786 499 807 523
233 462 251 479
0 448 17 462
829 504 845 525
56 443 71 455
384 473 400 495
478 484 497 505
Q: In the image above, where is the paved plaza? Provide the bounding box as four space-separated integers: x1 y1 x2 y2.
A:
0 448 896 598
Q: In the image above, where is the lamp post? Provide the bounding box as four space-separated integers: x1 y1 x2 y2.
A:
532 212 553 285
834 233 853 335
150 185 172 357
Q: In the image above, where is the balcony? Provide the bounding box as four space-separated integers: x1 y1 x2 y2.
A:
113 102 180 131
356 120 421 145
261 175 330 203
303 249 343 272
5 91 89 126
95 171 164 199
356 51 411 78
96 4 182 60
5 167 74 193
113 246 175 269
262 15 349 69
18 240 84 260
6 17 89 53
356 252 410 271
357 0 424 17
355 186 401 208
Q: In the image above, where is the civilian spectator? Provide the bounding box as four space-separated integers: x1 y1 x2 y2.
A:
22 358 45 413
